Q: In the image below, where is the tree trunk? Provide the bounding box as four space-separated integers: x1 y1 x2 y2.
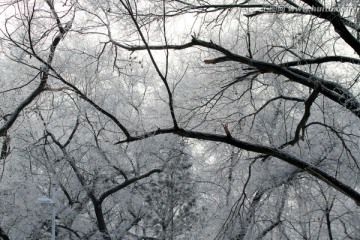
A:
93 202 111 240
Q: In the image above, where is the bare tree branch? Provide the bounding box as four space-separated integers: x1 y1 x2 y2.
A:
115 127 360 206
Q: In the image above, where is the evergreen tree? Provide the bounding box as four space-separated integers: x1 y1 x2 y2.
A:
144 140 197 240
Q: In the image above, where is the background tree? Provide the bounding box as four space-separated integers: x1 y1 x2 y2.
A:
143 139 197 240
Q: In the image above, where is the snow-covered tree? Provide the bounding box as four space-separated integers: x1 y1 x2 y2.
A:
1 0 360 239
143 139 197 240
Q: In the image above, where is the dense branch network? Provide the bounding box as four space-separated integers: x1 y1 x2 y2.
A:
0 2 74 137
35 4 360 207
100 1 360 207
1 1 360 238
109 36 360 120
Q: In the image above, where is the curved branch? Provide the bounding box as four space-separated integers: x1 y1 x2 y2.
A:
112 37 360 119
281 56 360 67
238 95 305 125
191 38 360 119
242 4 360 54
116 127 360 206
98 168 162 203
0 3 73 136
282 85 320 146
0 78 46 136
111 36 360 120
0 227 10 240
46 71 131 139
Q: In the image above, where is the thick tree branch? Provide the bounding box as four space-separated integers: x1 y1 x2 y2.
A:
45 71 131 139
45 0 65 34
300 0 323 8
280 56 360 67
47 131 111 239
112 37 360 119
247 6 360 55
0 79 46 137
0 3 73 137
98 168 162 203
165 2 360 54
0 227 10 240
283 85 320 146
115 127 360 206
193 38 360 119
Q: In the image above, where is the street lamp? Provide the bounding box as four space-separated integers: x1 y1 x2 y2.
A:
37 182 56 240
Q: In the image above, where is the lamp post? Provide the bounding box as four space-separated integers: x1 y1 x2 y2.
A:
37 182 56 240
